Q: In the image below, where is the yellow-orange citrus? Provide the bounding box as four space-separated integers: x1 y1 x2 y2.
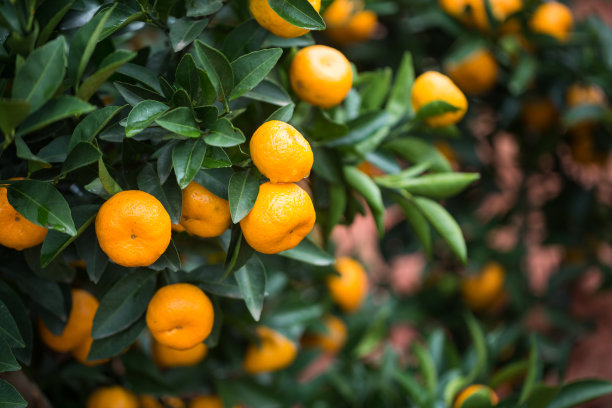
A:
180 181 231 238
243 326 298 374
411 71 468 127
0 180 48 250
189 395 224 408
302 314 347 353
87 386 138 408
439 0 522 31
326 10 378 45
39 289 98 353
566 84 607 108
172 223 186 233
250 120 313 183
146 283 214 350
152 339 208 368
521 98 558 132
249 0 321 38
445 48 499 95
290 45 353 108
529 2 573 42
454 384 499 408
240 182 316 254
323 0 362 27
461 262 506 311
95 190 171 267
72 335 110 366
327 257 368 313
140 395 185 408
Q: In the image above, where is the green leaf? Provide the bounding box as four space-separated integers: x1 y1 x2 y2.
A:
243 79 292 106
172 138 207 189
385 137 452 173
98 158 123 195
14 137 50 168
37 0 75 46
358 68 392 112
0 338 20 372
186 0 224 17
279 238 335 265
155 107 200 138
228 168 260 223
77 49 137 101
16 96 95 137
202 146 232 168
230 48 283 100
224 226 255 276
386 52 414 122
413 343 437 401
235 256 267 321
548 380 612 408
194 168 232 200
114 82 165 106
75 225 109 284
100 4 145 41
324 111 392 147
395 197 432 257
206 118 246 147
169 17 209 52
0 379 27 408
12 36 66 113
138 165 183 224
185 265 243 299
175 54 213 105
343 166 384 236
61 142 102 175
222 19 267 61
267 103 295 122
69 105 126 152
0 99 30 137
268 0 326 30
525 384 561 408
415 100 461 123
89 318 146 361
0 282 32 365
125 100 169 137
459 392 496 408
92 270 157 339
0 300 24 349
387 173 479 198
116 63 164 95
465 313 487 382
326 184 347 236
6 180 76 236
194 40 234 102
412 196 466 264
519 336 540 404
149 240 181 273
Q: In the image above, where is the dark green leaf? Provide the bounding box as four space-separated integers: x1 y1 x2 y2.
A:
414 100 461 123
0 300 24 349
77 49 137 101
172 138 207 189
267 103 295 122
137 164 182 224
37 0 75 46
386 52 415 122
194 168 233 200
202 146 232 168
75 225 109 284
0 379 27 407
230 48 283 100
16 96 95 137
98 158 123 195
224 226 255 276
100 4 145 40
519 337 540 404
155 107 200 138
358 68 392 112
14 137 50 167
61 142 102 175
385 137 452 173
547 380 612 408
175 54 201 102
186 265 243 299
186 0 224 17
0 338 20 372
525 384 561 408
206 118 246 147
243 79 292 106
268 0 326 30
324 111 391 147
148 240 181 272
279 238 335 265
169 17 209 52
235 256 267 321
116 63 164 95
0 282 32 365
228 169 259 223
125 100 169 137
222 19 267 61
194 40 234 102
395 197 432 257
343 166 384 236
0 99 30 136
69 105 126 152
89 317 146 360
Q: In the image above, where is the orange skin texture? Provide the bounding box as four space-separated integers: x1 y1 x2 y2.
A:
146 283 214 350
250 0 321 38
95 190 171 267
327 257 368 313
302 314 347 353
439 0 522 30
326 10 378 45
454 385 499 408
461 262 506 311
243 326 298 374
0 182 47 250
72 335 110 366
189 395 224 408
87 386 139 408
171 223 186 232
323 0 362 27
529 2 574 42
39 289 98 353
411 71 468 128
445 49 499 95
521 98 558 132
240 182 316 254
180 181 231 238
152 339 208 368
290 45 353 108
250 120 314 183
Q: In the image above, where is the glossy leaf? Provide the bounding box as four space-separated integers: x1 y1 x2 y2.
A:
69 105 126 152
385 137 452 173
125 100 169 137
414 100 461 122
386 52 415 122
172 138 207 189
77 49 137 101
396 197 432 257
186 0 224 17
267 103 295 122
194 168 232 200
228 168 260 223
98 158 123 195
324 111 392 147
0 379 27 408
0 300 24 349
155 107 200 138
61 142 102 175
89 318 146 360
116 63 164 95
268 0 326 30
194 40 234 102
137 164 182 224
343 166 384 236
279 238 335 266
230 48 283 100
169 17 209 51
206 118 246 147
386 173 480 198
235 256 267 321
16 96 95 137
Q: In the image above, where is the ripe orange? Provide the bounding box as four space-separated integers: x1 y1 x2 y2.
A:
461 262 506 311
445 48 499 95
95 190 171 267
180 181 231 238
566 84 607 108
172 223 186 232
454 384 499 408
411 71 468 128
250 121 313 183
323 0 361 27
87 386 138 408
0 180 48 250
240 182 316 254
327 257 368 313
302 314 347 353
140 395 185 408
146 283 214 350
152 339 208 368
325 4 378 46
189 395 224 408
249 0 321 38
72 335 110 366
439 0 522 31
529 2 573 42
290 45 353 108
39 289 98 353
521 98 558 133
243 326 297 374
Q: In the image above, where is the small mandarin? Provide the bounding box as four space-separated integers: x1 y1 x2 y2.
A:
243 326 297 374
140 395 186 408
146 283 214 350
153 339 208 368
326 9 378 45
454 384 499 408
39 289 98 353
290 45 353 108
240 182 316 254
171 223 186 233
180 181 231 238
439 0 522 30
95 190 171 267
249 0 321 38
445 48 499 95
566 84 607 108
411 71 468 128
163 397 186 408
302 315 347 353
189 395 224 408
0 179 48 250
72 335 110 366
87 386 138 408
323 0 362 27
327 257 368 313
461 262 506 311
529 2 573 42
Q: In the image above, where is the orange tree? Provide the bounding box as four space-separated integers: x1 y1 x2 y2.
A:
1 0 612 407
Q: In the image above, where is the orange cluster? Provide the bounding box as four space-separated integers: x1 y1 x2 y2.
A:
323 0 378 46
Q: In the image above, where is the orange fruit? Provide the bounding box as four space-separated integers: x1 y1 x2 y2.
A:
152 339 208 368
454 384 499 408
445 48 499 95
180 181 231 238
435 141 458 165
411 71 468 128
87 386 138 408
243 326 297 374
461 262 506 311
72 335 110 366
172 223 186 232
357 161 385 177
146 283 214 350
240 182 316 254
327 257 368 313
290 45 353 108
95 190 171 267
140 396 185 408
249 0 321 38
250 121 313 183
0 180 48 250
39 289 98 353
302 314 347 353
566 84 607 108
189 395 224 408
521 98 558 132
439 0 522 31
323 0 362 27
326 10 378 45
529 2 573 42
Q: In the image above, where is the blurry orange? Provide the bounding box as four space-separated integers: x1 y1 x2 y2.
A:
521 98 558 132
87 386 138 408
529 2 573 42
302 315 347 353
445 48 499 95
326 10 378 45
461 262 506 311
189 395 224 408
454 384 499 408
243 326 297 374
327 257 368 313
152 339 208 368
411 71 468 127
72 335 110 366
